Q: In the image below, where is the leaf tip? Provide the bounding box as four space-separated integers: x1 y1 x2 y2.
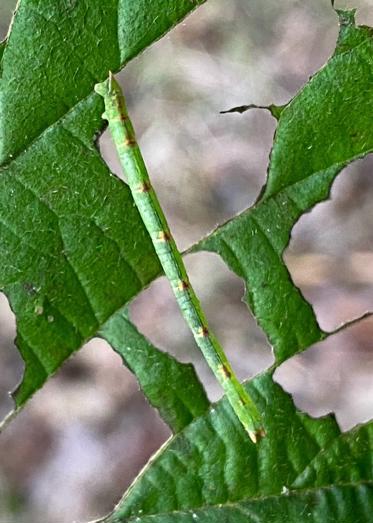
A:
335 8 357 28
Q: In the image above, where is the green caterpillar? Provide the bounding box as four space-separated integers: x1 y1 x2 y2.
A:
95 73 264 443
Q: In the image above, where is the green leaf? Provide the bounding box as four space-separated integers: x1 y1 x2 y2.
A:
0 0 204 419
99 308 210 433
101 370 373 523
195 10 373 363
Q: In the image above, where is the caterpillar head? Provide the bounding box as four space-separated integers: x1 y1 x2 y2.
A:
94 71 121 99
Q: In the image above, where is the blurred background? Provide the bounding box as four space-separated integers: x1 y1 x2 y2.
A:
0 0 373 521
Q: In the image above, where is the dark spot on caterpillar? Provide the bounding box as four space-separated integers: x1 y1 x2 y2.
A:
125 138 137 147
141 181 152 193
239 396 246 406
111 113 129 123
198 326 209 337
178 279 190 291
221 364 232 379
158 230 172 242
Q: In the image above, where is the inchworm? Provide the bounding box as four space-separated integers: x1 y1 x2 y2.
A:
95 73 264 443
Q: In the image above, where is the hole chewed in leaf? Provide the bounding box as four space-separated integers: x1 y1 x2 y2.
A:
284 155 373 332
275 315 373 431
277 157 373 432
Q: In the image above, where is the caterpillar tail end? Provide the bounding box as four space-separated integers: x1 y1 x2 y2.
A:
248 426 266 444
240 400 265 444
236 389 265 444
